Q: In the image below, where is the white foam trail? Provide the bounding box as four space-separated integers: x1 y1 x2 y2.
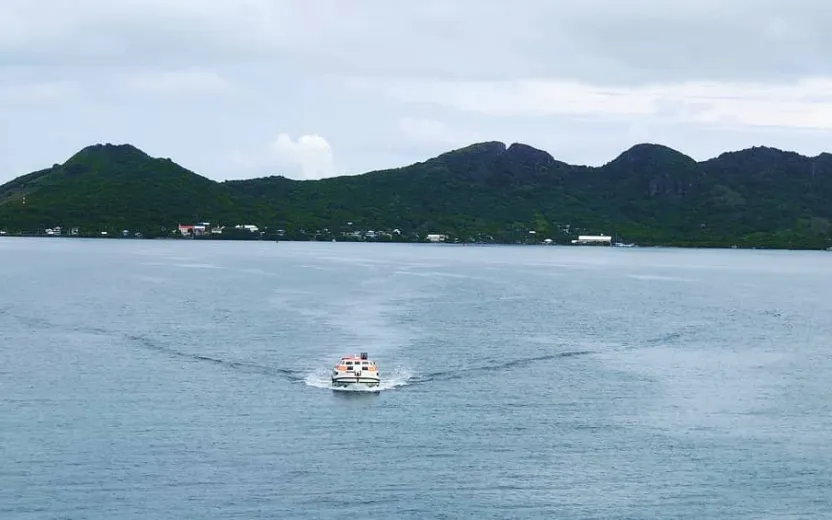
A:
172 263 222 269
303 364 415 392
628 274 694 282
298 264 333 271
139 261 222 269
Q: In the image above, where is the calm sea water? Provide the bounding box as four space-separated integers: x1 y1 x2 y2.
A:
1 238 831 519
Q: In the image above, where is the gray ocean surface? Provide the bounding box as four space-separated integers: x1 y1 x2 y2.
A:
1 238 831 519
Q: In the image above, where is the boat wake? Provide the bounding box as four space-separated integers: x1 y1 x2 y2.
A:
302 349 594 392
414 350 593 383
303 365 415 392
123 333 593 393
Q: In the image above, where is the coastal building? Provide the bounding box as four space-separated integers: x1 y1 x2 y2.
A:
178 223 215 236
571 235 612 245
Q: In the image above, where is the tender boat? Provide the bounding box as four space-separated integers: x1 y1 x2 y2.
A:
331 352 380 388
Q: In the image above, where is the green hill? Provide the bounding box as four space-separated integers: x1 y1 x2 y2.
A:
0 144 243 237
2 140 832 249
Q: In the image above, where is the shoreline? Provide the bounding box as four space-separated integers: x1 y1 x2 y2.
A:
2 233 830 252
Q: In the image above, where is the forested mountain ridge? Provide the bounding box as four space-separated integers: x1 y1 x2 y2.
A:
1 140 831 249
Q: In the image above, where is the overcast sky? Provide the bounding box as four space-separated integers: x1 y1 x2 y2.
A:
4 0 832 183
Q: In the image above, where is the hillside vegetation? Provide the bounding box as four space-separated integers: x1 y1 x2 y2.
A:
2 141 832 249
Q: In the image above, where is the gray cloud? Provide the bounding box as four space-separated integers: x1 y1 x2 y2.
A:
4 0 831 81
3 0 832 183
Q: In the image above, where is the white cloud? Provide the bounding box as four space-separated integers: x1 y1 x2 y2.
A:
398 117 466 146
267 134 338 180
367 77 832 130
0 80 79 103
125 69 230 95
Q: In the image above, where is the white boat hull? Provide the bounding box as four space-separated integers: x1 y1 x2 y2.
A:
331 374 381 388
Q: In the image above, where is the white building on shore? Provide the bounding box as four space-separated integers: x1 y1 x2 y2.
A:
571 235 612 245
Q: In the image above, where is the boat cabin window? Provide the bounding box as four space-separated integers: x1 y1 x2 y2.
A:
340 358 374 368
